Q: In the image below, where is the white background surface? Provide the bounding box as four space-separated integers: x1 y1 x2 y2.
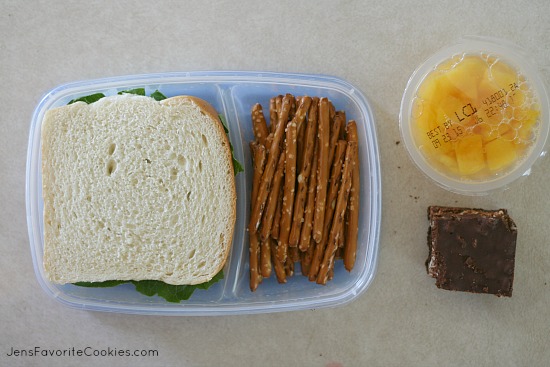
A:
2 1 549 366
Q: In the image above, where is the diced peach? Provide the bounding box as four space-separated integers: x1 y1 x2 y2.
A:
417 72 443 104
485 138 517 171
444 56 488 100
517 109 540 141
497 123 517 141
414 105 437 132
455 134 485 175
437 94 466 122
507 89 527 108
472 123 497 143
489 60 519 89
517 107 539 128
438 152 458 172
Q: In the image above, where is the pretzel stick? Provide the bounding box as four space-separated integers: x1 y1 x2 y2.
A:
298 135 319 252
338 222 345 248
285 256 295 277
257 142 273 279
324 140 347 226
269 97 278 133
277 120 297 263
270 237 286 283
298 96 317 168
289 98 318 247
317 141 356 284
295 97 312 140
289 245 300 262
250 142 266 204
328 112 344 168
295 97 312 171
249 232 262 291
328 269 334 281
336 116 346 251
286 245 300 277
300 249 309 276
287 94 297 121
308 140 347 281
260 239 272 278
329 100 336 123
271 183 283 239
259 151 285 241
336 111 346 139
264 133 273 152
271 95 283 133
312 97 331 243
249 142 266 291
252 103 269 147
344 120 360 271
248 95 291 233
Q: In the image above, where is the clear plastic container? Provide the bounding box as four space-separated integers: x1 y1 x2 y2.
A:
26 71 381 315
400 37 549 195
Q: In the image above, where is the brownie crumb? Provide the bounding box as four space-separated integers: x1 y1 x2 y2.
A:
426 206 517 297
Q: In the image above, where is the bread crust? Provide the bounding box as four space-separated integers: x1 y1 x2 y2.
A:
42 94 237 285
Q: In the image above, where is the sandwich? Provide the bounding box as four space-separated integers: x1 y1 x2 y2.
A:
41 91 238 300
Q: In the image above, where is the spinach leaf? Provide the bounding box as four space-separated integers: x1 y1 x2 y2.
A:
73 280 127 288
73 272 224 303
219 114 244 175
118 88 145 96
68 93 106 105
150 90 167 101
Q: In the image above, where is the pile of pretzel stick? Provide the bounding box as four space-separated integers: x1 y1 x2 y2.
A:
247 94 360 291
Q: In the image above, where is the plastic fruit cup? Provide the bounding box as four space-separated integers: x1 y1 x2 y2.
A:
399 37 549 195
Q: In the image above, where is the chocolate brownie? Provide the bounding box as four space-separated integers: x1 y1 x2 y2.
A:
426 206 517 297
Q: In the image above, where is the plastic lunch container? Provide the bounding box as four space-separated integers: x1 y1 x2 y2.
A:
26 71 381 315
400 36 549 195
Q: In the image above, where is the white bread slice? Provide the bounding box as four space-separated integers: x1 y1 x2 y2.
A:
41 94 236 285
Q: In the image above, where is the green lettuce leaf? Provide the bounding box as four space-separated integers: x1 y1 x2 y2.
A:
218 114 244 175
68 93 106 105
118 88 146 96
73 280 127 288
74 272 224 303
150 90 167 101
132 271 224 303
